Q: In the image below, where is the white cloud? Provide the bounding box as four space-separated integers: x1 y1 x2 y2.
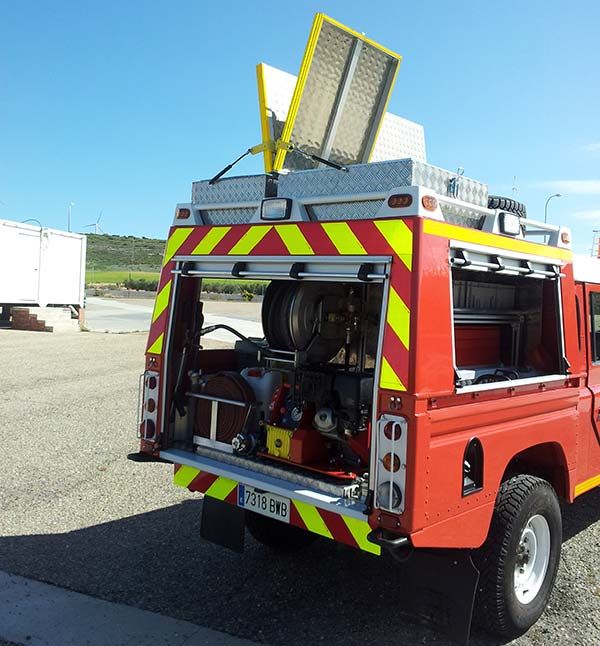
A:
542 179 600 195
583 143 600 153
573 209 600 221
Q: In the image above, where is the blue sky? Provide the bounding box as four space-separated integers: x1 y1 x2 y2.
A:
1 0 599 251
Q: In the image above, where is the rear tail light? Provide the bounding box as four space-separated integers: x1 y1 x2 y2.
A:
139 371 159 441
387 194 413 208
375 415 408 513
176 208 191 219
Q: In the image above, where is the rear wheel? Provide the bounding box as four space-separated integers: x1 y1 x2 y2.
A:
474 475 562 638
245 511 317 552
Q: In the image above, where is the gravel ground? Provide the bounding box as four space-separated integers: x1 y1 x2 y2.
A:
0 329 598 646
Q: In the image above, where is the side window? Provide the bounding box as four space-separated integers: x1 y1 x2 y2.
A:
590 293 600 363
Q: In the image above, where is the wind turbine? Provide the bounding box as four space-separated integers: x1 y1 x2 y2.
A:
84 211 106 235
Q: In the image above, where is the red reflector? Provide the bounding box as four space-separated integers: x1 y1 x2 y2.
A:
176 208 191 219
383 421 402 441
387 194 413 208
421 195 438 211
147 399 156 413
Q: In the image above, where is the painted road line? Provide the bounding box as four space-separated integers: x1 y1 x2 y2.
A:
0 571 256 646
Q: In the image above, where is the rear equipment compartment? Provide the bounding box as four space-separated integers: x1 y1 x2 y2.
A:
143 250 407 555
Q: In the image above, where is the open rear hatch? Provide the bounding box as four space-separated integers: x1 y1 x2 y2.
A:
158 255 390 515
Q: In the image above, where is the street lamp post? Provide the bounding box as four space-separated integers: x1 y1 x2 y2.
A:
68 201 74 232
544 193 561 223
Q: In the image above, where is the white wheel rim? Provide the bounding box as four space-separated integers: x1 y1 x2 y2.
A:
513 514 551 604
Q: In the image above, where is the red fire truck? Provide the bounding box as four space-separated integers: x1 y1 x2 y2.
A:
128 13 599 645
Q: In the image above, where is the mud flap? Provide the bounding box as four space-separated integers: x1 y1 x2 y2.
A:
394 549 480 645
200 496 246 553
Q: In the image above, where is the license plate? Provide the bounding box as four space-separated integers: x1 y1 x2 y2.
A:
238 485 291 523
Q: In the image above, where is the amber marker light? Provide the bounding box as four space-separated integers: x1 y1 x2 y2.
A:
382 453 401 472
421 195 438 211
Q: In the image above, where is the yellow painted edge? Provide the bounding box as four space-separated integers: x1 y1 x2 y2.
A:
574 473 600 497
423 219 572 261
273 13 324 171
174 465 200 488
341 515 381 556
192 226 231 255
205 477 238 501
163 227 194 266
380 356 406 391
321 221 367 255
293 500 333 539
275 224 314 255
151 280 171 323
146 333 164 356
256 63 273 173
387 286 410 350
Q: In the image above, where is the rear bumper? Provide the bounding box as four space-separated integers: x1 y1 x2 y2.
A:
160 448 381 555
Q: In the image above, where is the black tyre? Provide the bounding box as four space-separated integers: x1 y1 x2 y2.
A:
487 195 527 218
245 511 317 552
474 475 562 638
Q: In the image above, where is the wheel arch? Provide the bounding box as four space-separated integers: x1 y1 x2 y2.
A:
501 441 571 501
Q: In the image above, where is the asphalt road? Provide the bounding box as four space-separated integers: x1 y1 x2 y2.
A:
0 329 598 646
85 297 263 341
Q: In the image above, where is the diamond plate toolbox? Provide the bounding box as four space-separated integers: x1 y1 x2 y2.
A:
192 174 267 205
278 159 488 206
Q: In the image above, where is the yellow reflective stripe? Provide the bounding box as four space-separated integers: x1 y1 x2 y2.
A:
147 333 164 355
387 287 410 350
228 226 272 255
192 227 231 255
342 515 381 556
574 473 600 497
204 476 238 501
163 227 193 266
374 219 413 270
174 465 200 488
423 219 572 261
380 356 406 391
321 222 367 255
293 500 333 539
275 224 314 255
151 280 171 323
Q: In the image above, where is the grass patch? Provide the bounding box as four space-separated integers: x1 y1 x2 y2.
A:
86 270 160 285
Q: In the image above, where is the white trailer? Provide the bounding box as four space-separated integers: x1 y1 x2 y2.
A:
0 219 86 319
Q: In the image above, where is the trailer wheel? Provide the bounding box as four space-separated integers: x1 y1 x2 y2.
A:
487 195 527 218
245 511 316 552
474 475 562 638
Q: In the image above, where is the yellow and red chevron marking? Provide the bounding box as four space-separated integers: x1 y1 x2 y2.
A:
146 219 414 391
173 463 381 555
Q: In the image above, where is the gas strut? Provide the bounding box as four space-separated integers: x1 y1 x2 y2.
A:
208 140 348 184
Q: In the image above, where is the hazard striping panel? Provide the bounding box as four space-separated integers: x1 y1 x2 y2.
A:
145 219 414 396
272 13 402 172
173 464 381 555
